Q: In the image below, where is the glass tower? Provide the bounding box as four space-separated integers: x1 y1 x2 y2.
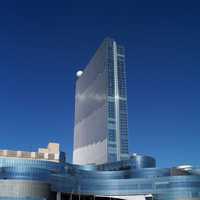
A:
73 38 129 165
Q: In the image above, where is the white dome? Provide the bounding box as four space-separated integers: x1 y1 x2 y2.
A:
76 70 83 77
176 165 192 171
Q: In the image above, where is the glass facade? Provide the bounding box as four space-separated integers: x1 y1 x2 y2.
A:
0 157 200 200
73 38 129 165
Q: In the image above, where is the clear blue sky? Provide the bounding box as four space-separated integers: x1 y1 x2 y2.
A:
0 0 199 167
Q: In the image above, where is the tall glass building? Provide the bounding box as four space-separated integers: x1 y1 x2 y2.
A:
73 38 129 165
1 38 199 200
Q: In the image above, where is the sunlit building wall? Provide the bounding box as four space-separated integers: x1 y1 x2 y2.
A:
73 38 129 165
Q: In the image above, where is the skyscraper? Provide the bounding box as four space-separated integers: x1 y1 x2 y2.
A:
73 38 129 165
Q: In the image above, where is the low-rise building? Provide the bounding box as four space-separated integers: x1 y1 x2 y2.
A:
0 144 199 200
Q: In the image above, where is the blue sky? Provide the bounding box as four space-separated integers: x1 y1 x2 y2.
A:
0 0 200 167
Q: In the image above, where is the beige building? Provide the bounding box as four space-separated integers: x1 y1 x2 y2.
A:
0 143 65 163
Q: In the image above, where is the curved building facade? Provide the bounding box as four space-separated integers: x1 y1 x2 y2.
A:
0 155 200 200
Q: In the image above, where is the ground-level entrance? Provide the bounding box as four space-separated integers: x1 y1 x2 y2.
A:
49 192 153 200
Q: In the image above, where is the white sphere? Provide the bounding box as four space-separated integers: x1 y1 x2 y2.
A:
76 70 83 77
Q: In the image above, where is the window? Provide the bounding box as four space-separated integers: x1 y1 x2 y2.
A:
108 129 116 142
108 144 116 148
108 153 117 162
117 46 125 55
108 101 115 118
108 120 115 124
108 62 115 97
119 100 127 113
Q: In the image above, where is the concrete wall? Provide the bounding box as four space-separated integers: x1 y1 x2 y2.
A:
0 180 50 198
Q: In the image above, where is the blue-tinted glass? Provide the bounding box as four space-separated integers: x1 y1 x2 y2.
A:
108 129 116 142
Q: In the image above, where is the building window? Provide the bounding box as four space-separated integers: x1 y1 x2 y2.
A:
108 153 117 162
108 61 115 97
108 129 116 142
108 143 116 148
117 57 127 98
117 45 125 55
108 101 115 118
119 100 127 113
108 120 115 124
